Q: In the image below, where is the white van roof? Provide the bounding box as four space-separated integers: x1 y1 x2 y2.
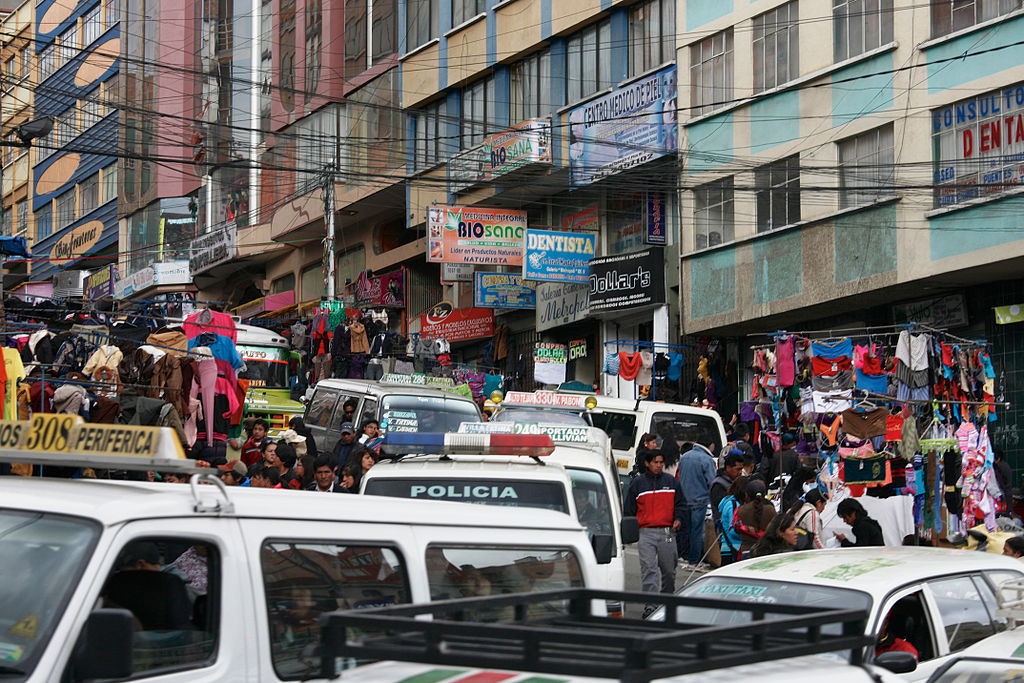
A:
0 477 584 532
235 323 289 347
312 378 479 402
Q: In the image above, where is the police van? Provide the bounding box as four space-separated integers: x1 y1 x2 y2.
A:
0 415 606 682
360 425 640 610
492 390 727 481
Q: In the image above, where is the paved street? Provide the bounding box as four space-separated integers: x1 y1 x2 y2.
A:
621 544 708 618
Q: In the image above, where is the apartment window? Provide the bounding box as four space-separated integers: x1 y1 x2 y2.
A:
80 175 99 216
510 49 551 123
280 0 296 111
630 0 675 77
833 0 893 61
55 108 76 148
931 0 1021 37
414 99 448 171
59 24 79 66
371 0 397 62
407 0 438 52
83 5 103 46
694 177 734 249
306 0 322 91
566 20 612 104
101 163 117 203
4 58 14 81
838 124 894 209
1 209 11 237
36 128 55 163
461 75 495 149
103 0 118 27
56 189 76 229
690 29 733 117
19 49 30 81
755 156 801 232
453 0 484 26
753 1 799 93
81 91 104 129
38 44 57 81
15 200 27 236
36 204 53 239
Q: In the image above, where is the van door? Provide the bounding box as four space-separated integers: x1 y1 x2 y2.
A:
303 388 340 455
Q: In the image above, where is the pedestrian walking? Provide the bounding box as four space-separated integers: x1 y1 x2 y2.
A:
624 451 685 617
676 439 717 567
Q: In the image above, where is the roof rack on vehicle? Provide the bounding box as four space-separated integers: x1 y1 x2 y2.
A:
319 588 872 683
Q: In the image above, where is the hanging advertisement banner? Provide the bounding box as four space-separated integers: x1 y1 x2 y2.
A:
561 205 599 232
189 227 236 275
354 269 406 308
86 264 116 299
646 191 667 245
448 118 552 194
534 342 568 385
419 306 495 342
426 205 526 266
568 65 678 186
522 229 597 283
588 247 665 313
473 272 537 309
536 282 589 331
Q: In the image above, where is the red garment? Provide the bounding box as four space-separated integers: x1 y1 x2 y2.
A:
885 415 904 442
240 437 264 467
776 336 796 387
618 352 643 381
941 342 954 367
812 355 852 376
184 310 238 343
861 354 883 375
877 637 918 658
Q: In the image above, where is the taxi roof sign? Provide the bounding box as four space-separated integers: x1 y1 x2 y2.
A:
500 391 590 408
458 422 597 445
0 414 209 474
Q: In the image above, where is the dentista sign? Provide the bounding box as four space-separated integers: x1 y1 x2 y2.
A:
588 247 665 313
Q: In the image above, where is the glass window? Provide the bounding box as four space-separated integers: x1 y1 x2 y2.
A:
928 575 998 651
1 208 11 236
35 204 53 240
931 0 1021 38
425 545 584 620
0 511 100 680
280 0 296 111
493 406 588 425
510 49 551 123
838 124 894 209
565 20 611 104
413 99 448 171
330 392 363 429
359 399 377 427
81 90 104 130
690 28 733 117
59 24 79 66
834 0 893 62
101 162 117 203
630 0 675 77
261 541 409 679
345 0 366 80
306 0 322 91
271 273 296 294
99 538 218 675
379 395 480 434
406 0 437 51
694 176 734 249
104 0 119 27
82 5 103 46
588 411 638 451
453 0 484 25
460 75 495 149
15 200 27 236
38 43 57 81
651 411 724 459
56 189 76 230
755 155 801 232
305 389 340 428
567 468 615 542
753 1 799 93
371 0 397 63
300 262 324 300
80 174 99 216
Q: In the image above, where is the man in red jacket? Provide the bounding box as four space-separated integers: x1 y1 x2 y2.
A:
624 451 686 616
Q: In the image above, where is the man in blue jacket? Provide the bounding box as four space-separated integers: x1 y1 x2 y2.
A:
676 439 718 568
624 451 685 615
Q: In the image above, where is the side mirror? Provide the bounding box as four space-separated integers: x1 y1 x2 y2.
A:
874 650 917 674
71 609 134 681
620 516 640 545
591 533 614 564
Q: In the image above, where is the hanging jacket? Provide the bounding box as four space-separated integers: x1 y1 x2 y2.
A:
188 333 243 371
83 345 124 377
146 329 189 357
52 336 96 377
349 321 370 354
118 347 157 393
53 384 87 415
184 309 237 343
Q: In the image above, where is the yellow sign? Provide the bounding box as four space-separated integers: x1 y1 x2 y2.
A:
0 415 185 460
70 424 159 456
23 414 81 452
49 220 104 266
8 614 37 639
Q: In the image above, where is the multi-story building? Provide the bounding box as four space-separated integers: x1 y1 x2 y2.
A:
678 1 1024 458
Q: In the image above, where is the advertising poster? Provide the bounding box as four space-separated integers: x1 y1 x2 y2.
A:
536 282 589 331
561 205 599 232
568 65 678 186
419 306 495 342
523 229 597 283
87 264 116 299
588 247 665 313
448 119 552 194
534 342 568 385
647 191 667 245
568 339 588 361
427 205 527 266
474 272 537 309
354 269 405 308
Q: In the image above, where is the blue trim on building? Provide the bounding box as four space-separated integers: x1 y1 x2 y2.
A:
33 112 119 211
439 0 451 88
926 15 1024 94
493 65 510 130
486 1 497 68
548 37 566 170
831 50 893 128
689 248 737 319
750 90 800 153
686 0 733 31
445 90 461 204
688 113 734 175
930 197 1024 261
541 0 551 39
609 9 629 85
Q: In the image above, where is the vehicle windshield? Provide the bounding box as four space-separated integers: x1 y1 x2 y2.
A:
492 407 588 425
363 477 569 513
0 510 101 679
237 345 290 388
380 395 480 433
675 577 872 634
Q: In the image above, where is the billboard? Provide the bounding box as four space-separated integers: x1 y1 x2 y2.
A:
419 306 495 342
568 65 678 186
448 118 551 194
474 272 537 309
354 269 405 308
522 229 597 283
426 205 526 266
588 247 665 313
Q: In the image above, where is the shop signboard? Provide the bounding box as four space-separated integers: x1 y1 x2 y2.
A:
113 261 191 299
534 342 568 385
588 247 665 313
426 205 527 266
419 306 495 342
50 220 104 266
474 272 537 309
536 282 589 332
354 269 406 308
893 294 968 329
441 263 475 282
568 65 678 186
523 228 597 283
568 339 588 360
189 227 236 275
87 264 116 299
448 118 552 194
647 191 667 245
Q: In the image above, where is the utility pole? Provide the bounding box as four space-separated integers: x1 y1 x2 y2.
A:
322 164 336 300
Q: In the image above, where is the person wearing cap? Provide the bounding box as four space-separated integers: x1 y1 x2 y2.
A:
334 421 358 471
218 460 248 486
240 418 269 467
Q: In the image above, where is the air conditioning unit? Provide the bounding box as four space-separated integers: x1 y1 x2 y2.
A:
52 269 89 298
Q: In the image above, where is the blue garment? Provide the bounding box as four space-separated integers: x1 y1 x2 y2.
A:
980 352 996 379
603 352 620 375
676 444 717 505
667 353 685 381
812 338 853 360
855 369 888 395
679 505 707 564
188 333 243 371
482 373 504 397
718 495 742 555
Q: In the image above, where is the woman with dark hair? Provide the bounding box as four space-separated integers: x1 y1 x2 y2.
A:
781 467 817 515
1003 535 1024 558
288 416 319 460
749 513 799 558
734 479 776 559
835 498 885 547
788 488 827 550
718 475 749 565
294 454 316 490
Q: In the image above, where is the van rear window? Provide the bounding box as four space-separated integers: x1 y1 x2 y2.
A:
651 412 723 458
589 411 637 450
364 477 569 513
